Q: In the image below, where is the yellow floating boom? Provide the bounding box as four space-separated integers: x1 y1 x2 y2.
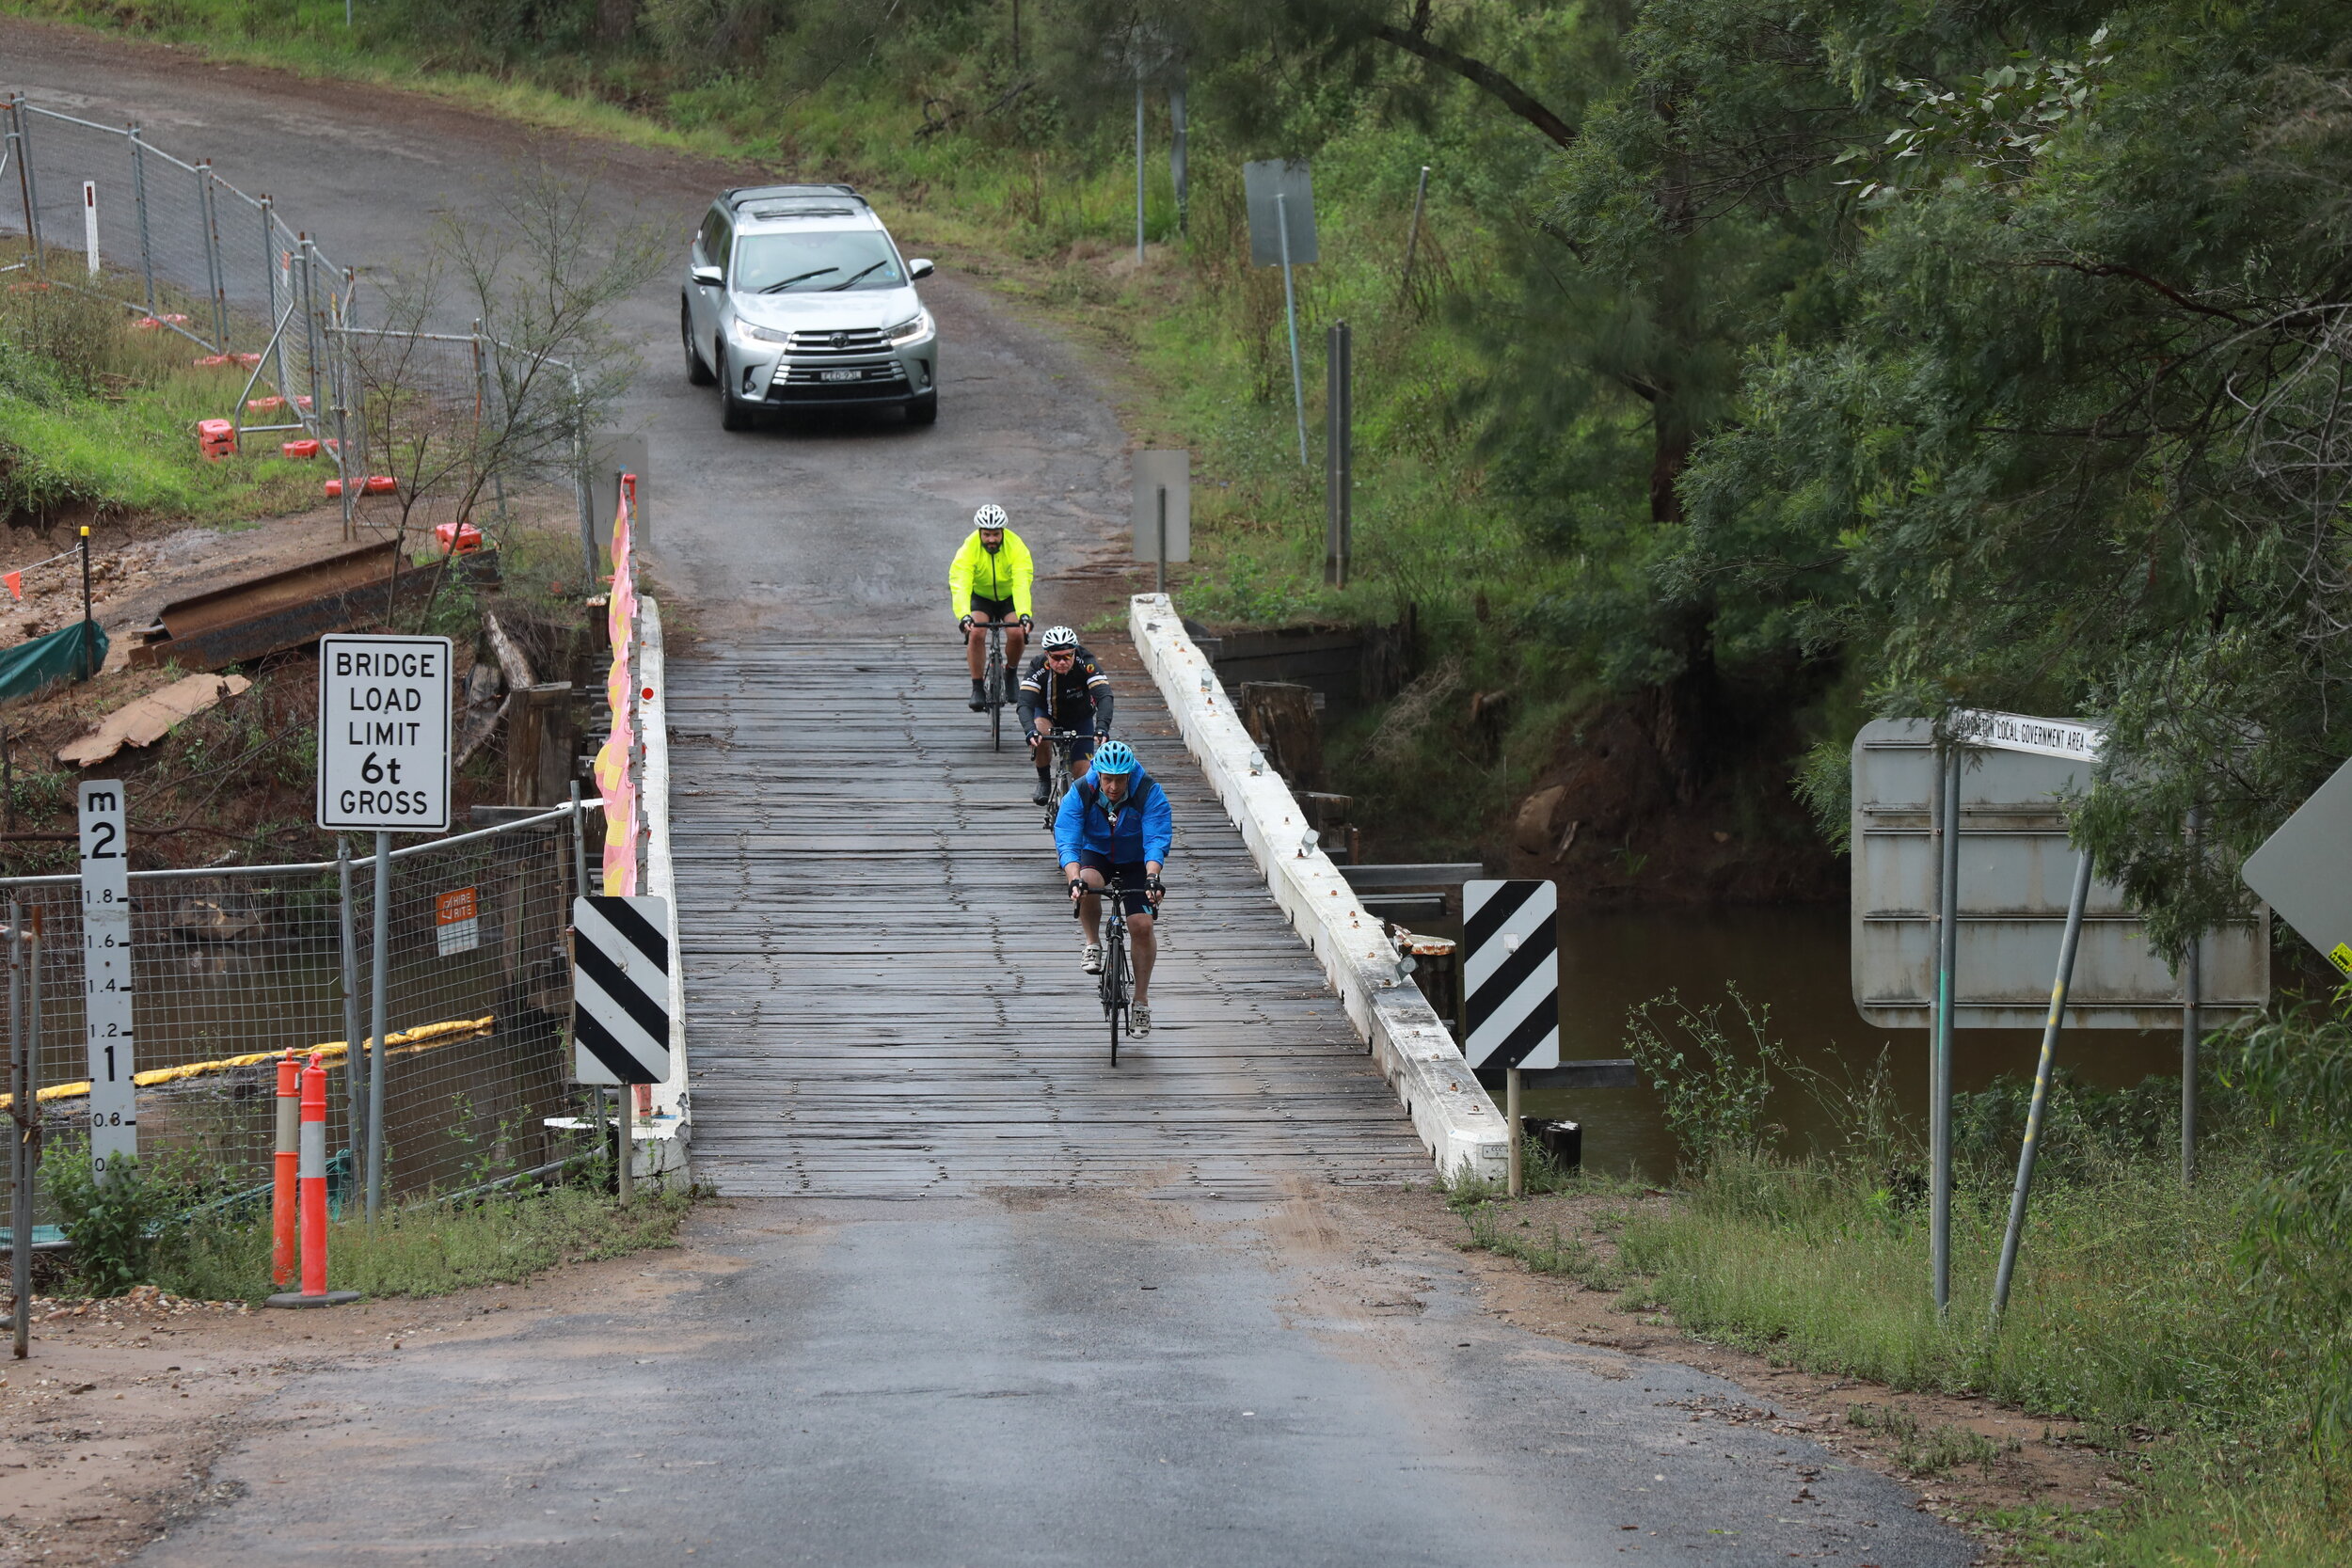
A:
0 1016 496 1109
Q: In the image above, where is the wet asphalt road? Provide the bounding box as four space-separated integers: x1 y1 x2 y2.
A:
6 22 1976 1566
143 1196 1973 1568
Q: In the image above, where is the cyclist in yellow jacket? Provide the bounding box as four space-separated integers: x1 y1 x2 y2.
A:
948 503 1035 710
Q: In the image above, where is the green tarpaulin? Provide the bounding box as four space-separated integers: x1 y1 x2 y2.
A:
0 619 107 703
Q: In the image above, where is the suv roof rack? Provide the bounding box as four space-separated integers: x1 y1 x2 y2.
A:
725 183 869 216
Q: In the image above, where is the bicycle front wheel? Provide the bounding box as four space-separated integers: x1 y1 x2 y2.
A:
1103 936 1126 1066
988 652 1004 752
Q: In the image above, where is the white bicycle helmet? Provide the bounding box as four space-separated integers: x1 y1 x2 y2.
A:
1040 626 1079 650
973 503 1009 531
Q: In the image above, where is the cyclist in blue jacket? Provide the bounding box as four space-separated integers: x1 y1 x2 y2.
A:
1054 740 1170 1035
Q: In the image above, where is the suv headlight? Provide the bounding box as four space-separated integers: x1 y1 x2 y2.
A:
737 323 793 345
886 311 934 346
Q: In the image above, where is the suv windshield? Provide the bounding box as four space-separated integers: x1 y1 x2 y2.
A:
735 230 905 293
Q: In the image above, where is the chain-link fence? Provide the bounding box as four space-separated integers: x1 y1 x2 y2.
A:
3 96 345 446
0 802 602 1231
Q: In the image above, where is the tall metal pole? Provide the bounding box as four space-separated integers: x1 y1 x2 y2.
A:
128 123 155 317
77 528 93 683
1276 192 1307 466
261 197 288 405
1134 73 1147 264
1401 165 1431 301
1991 844 2095 1322
365 831 390 1225
197 161 229 353
2182 806 2202 1186
8 901 26 1359
1324 321 1351 586
1168 79 1188 236
569 781 591 900
1155 484 1168 597
337 837 364 1182
9 97 44 277
1931 740 1961 1318
573 388 600 592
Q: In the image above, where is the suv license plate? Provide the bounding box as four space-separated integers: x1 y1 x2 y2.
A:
820 368 865 383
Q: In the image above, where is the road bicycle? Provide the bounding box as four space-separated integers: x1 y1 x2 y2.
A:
1038 728 1091 832
1097 879 1133 1065
980 619 1009 751
1075 855 1162 1066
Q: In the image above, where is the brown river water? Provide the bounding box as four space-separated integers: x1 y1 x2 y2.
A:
1477 906 2199 1181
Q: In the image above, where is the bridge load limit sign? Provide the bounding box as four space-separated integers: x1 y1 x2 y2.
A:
317 635 453 832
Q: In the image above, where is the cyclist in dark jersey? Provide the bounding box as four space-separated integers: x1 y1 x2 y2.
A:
1017 626 1114 804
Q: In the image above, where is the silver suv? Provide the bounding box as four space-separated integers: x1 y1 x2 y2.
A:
680 184 938 430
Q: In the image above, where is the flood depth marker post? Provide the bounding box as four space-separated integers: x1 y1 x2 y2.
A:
79 783 135 1175
317 634 453 1226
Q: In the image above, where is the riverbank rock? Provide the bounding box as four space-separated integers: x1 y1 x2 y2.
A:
1513 784 1567 856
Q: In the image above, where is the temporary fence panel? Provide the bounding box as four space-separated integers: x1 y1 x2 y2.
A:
0 806 598 1231
0 102 343 436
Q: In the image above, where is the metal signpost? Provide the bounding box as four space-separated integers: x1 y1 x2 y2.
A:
1463 879 1560 1198
1132 450 1191 593
1243 160 1317 466
317 634 453 1224
78 782 135 1173
572 895 673 1206
1851 714 2268 1320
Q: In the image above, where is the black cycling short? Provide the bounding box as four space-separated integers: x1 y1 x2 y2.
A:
1081 850 1155 918
968 595 1017 624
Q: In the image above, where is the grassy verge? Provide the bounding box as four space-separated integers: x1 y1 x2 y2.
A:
1609 1150 2344 1563
155 1182 694 1303
165 1184 691 1307
1444 999 2352 1563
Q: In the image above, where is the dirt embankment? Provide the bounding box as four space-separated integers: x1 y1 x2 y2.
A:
1499 700 1844 910
0 499 601 877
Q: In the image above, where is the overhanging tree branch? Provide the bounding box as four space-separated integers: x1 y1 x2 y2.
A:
1370 22 1576 149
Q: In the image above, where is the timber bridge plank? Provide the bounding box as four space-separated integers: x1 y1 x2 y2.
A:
668 641 1425 1198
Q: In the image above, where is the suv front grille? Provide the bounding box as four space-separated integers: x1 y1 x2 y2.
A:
784 327 894 357
770 360 910 400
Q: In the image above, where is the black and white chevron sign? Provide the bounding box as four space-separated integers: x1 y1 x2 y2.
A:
572 895 672 1086
1462 879 1560 1069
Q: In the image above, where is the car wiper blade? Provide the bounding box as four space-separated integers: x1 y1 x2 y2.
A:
759 267 838 293
824 261 891 291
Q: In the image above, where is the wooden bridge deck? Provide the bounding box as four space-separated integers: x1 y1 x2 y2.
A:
666 641 1426 1198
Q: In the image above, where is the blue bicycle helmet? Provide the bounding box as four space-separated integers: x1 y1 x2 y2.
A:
1092 740 1137 775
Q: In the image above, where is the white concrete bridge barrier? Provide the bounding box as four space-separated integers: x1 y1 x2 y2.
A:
636 596 691 1184
1129 594 1509 1181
